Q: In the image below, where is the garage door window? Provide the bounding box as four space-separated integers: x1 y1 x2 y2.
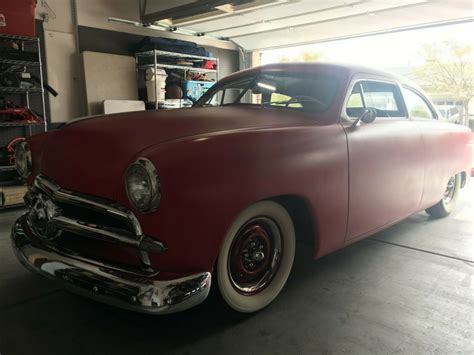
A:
402 88 435 119
346 81 405 118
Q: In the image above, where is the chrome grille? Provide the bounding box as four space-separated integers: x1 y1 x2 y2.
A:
24 174 167 275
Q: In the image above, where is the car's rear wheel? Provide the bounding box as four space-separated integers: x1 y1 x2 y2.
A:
425 174 461 218
216 201 295 313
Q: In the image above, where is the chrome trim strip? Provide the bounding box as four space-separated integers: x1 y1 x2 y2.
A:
11 216 211 315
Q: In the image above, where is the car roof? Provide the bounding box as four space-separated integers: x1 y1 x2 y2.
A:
220 62 424 92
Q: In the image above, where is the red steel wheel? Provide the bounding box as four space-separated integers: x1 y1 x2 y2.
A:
217 201 295 313
228 217 282 295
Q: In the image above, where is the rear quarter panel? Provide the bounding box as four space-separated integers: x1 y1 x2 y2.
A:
417 119 472 209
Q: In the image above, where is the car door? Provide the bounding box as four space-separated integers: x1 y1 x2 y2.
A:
341 75 425 241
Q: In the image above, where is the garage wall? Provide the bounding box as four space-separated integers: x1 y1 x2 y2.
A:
36 0 79 122
35 0 239 122
43 31 82 122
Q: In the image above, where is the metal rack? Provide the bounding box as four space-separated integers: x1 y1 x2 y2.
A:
138 63 218 74
0 58 40 66
0 33 47 128
135 49 218 109
0 33 48 209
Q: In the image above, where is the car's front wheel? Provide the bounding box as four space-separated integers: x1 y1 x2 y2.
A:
216 200 295 313
425 174 461 218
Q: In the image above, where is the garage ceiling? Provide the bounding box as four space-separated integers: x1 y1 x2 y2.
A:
139 0 473 51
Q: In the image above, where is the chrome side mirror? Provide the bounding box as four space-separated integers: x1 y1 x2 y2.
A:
351 108 377 128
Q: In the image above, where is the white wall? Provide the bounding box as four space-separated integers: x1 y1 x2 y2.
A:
36 0 81 122
43 30 82 122
36 0 238 122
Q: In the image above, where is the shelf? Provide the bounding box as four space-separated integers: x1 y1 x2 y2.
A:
0 166 16 172
136 49 217 62
0 33 38 42
139 63 217 74
136 48 218 108
0 33 47 145
0 121 44 127
0 58 40 66
0 87 43 94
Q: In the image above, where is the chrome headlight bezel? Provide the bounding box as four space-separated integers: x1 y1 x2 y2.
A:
125 158 161 213
14 141 32 179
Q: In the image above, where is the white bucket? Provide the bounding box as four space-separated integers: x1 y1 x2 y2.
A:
145 68 167 103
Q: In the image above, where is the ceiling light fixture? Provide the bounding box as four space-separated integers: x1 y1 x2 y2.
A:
215 4 235 13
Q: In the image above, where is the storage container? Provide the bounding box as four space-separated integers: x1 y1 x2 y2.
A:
0 0 36 37
182 80 214 102
145 68 167 103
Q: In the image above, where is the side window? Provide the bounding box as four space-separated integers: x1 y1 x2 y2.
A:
346 80 405 118
402 88 435 119
205 77 253 106
222 88 245 105
269 93 303 108
347 83 364 106
206 91 222 106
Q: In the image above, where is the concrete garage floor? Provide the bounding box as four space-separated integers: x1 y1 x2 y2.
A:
0 186 472 355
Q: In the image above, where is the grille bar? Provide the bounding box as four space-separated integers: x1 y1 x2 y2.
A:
51 215 139 247
32 175 143 236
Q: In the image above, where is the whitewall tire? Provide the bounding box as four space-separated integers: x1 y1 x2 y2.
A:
216 200 295 313
425 174 461 218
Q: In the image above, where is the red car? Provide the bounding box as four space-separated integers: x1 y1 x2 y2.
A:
12 63 472 314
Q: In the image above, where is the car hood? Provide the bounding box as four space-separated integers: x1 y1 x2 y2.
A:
64 106 307 145
36 106 313 199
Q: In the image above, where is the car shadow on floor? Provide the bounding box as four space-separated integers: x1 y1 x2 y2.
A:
1 207 472 355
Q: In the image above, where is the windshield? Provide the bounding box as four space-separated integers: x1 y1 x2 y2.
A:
196 71 340 113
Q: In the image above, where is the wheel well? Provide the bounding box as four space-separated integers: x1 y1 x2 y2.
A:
270 195 317 255
460 172 467 188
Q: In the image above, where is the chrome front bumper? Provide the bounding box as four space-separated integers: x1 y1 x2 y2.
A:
11 215 211 314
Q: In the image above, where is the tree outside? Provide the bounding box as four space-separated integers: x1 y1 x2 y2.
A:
414 40 474 126
277 51 322 63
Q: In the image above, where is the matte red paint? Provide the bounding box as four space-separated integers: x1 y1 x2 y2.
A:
25 63 472 281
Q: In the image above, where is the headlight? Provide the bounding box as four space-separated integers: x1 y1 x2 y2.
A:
15 141 32 179
125 158 161 213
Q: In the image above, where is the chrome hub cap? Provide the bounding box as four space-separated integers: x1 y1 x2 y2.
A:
443 176 456 204
228 217 282 295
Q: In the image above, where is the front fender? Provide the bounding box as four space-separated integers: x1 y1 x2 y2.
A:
135 124 349 279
